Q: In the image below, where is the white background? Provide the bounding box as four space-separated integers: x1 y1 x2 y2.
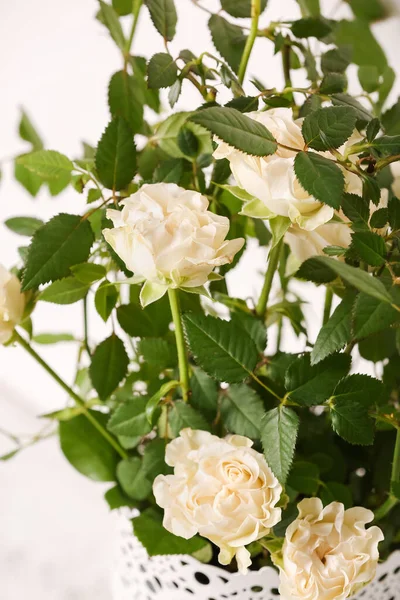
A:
1 1 400 598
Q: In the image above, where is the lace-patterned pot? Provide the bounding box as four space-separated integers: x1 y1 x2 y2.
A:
112 511 400 600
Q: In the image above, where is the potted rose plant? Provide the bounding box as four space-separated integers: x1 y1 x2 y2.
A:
2 0 400 598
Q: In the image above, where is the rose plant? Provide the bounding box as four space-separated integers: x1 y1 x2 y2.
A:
2 0 400 597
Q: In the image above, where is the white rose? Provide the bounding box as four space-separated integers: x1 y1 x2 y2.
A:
279 498 384 600
213 108 334 231
153 428 282 574
391 161 400 198
285 221 352 264
103 183 244 306
0 264 25 345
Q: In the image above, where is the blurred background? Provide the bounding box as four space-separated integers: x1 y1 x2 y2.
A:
1 1 400 598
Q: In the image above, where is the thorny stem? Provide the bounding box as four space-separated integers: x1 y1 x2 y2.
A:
238 0 261 84
256 239 283 319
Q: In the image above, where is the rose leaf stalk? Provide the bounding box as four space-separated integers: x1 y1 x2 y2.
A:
374 427 400 521
256 238 284 319
168 288 190 402
13 330 127 460
238 0 261 84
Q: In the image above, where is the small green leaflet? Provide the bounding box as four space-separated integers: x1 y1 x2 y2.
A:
294 151 345 209
190 366 218 421
261 406 299 484
40 277 89 304
98 1 126 50
330 400 374 446
70 263 106 284
351 231 386 266
95 281 118 322
220 384 265 438
90 334 129 400
354 292 400 340
59 412 118 482
190 107 277 158
108 396 152 437
16 150 73 181
311 294 355 364
22 214 94 291
182 313 258 383
19 109 44 150
145 0 177 42
145 380 179 424
208 14 246 74
169 401 210 436
285 352 351 406
108 71 144 134
95 117 136 190
117 457 152 500
302 107 357 151
221 0 267 18
5 216 44 237
147 53 178 89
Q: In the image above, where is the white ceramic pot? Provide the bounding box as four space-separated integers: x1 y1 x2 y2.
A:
112 511 400 600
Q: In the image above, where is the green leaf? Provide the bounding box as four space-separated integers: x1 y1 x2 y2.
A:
231 312 267 354
95 117 136 190
155 112 213 158
142 438 171 481
153 157 184 183
298 256 393 304
331 374 383 407
132 510 208 555
331 401 375 446
98 0 126 50
108 396 152 437
59 412 118 481
190 107 277 157
19 109 43 150
144 0 177 42
70 263 106 284
16 150 73 181
177 127 199 157
320 481 353 508
331 94 372 125
209 14 246 74
108 71 144 134
95 281 118 321
147 53 178 89
351 231 386 266
22 214 94 290
382 99 400 135
5 216 44 237
112 0 133 15
33 333 75 344
321 49 350 74
116 298 171 338
190 366 218 421
319 72 347 95
291 17 332 39
117 457 152 500
335 20 387 74
288 461 320 494
261 406 299 484
221 384 265 438
105 485 138 510
359 65 380 93
14 162 42 196
270 216 291 247
138 337 177 369
90 334 129 400
348 0 386 21
285 353 351 406
183 313 258 383
372 135 400 156
169 401 210 436
294 151 345 209
355 292 400 340
311 294 354 364
302 107 357 151
221 0 267 18
341 193 369 231
370 208 388 229
40 277 89 304
389 196 400 230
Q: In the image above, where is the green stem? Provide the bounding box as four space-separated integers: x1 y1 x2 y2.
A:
124 0 143 65
323 287 333 326
14 330 127 459
168 289 190 402
256 239 283 319
83 295 91 357
238 0 261 84
375 428 400 521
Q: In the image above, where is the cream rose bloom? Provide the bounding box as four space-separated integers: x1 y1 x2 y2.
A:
279 498 384 600
0 264 25 345
213 107 334 231
103 183 244 306
153 428 282 573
